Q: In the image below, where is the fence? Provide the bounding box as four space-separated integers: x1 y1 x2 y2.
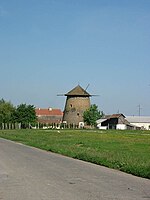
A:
0 123 21 130
0 122 85 130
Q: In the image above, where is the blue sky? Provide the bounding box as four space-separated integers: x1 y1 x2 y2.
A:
0 0 150 116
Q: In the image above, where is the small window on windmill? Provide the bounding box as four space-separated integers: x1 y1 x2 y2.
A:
70 104 72 107
77 112 79 116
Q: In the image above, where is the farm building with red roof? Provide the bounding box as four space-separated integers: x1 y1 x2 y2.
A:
35 108 63 124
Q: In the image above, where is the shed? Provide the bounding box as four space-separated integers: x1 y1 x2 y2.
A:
97 114 135 130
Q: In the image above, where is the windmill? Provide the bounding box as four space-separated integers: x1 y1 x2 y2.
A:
58 84 94 126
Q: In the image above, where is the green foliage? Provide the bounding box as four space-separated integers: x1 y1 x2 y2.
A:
83 104 104 127
0 99 37 128
14 104 37 128
0 99 15 123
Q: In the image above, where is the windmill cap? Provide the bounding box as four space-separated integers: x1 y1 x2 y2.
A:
65 85 91 97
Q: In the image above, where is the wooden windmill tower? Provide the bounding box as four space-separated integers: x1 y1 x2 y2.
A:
62 85 91 126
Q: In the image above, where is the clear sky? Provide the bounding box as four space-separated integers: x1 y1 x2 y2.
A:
0 0 150 116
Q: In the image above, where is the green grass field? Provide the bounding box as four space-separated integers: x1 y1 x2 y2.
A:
0 129 150 179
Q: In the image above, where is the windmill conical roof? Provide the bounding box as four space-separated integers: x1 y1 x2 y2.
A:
65 85 91 96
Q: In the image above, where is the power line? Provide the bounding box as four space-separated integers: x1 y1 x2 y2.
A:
137 104 142 116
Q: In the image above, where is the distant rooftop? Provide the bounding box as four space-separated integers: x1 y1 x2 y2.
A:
126 116 150 123
35 108 63 116
103 114 125 119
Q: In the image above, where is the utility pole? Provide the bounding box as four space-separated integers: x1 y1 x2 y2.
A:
137 104 142 116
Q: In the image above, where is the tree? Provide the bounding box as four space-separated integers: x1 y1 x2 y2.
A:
14 104 37 128
0 99 15 124
83 104 104 127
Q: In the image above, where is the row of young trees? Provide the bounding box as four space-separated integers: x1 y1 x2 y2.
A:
0 99 37 129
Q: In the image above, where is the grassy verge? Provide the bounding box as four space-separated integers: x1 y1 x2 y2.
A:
0 129 150 179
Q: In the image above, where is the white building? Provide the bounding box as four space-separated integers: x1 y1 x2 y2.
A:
126 116 150 130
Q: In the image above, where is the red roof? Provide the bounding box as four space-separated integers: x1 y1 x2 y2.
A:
35 108 63 116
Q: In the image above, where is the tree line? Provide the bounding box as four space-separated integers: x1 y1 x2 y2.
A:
0 99 37 129
0 98 103 129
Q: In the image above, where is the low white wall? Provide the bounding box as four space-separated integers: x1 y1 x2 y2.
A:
97 124 107 130
116 124 127 130
130 123 150 130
